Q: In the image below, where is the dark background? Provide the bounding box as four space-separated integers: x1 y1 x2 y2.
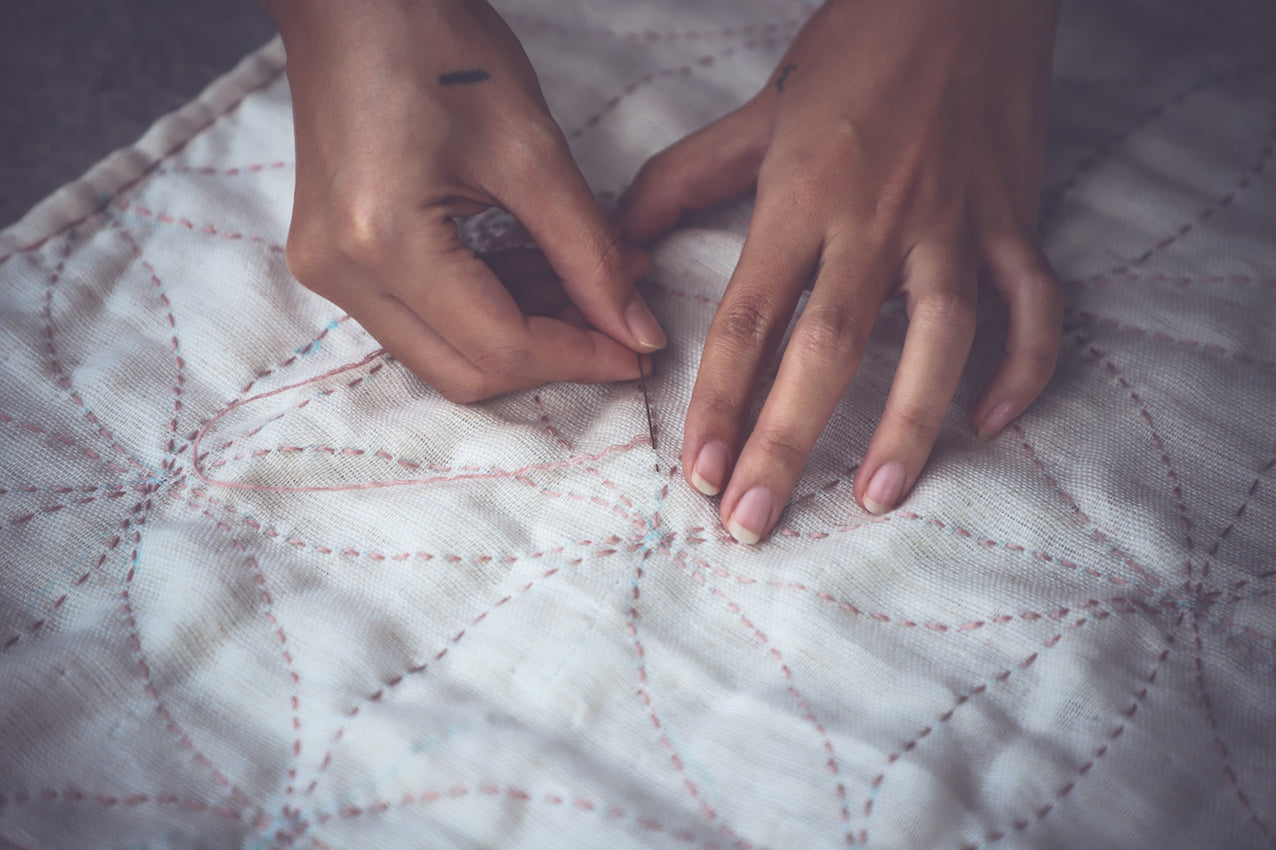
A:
0 0 278 228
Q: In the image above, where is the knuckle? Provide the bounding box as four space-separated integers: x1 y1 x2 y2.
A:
694 391 746 425
750 425 808 471
469 341 526 378
435 377 494 405
714 298 778 351
585 230 626 282
331 194 399 269
504 118 567 179
913 288 977 330
791 305 864 363
888 400 946 441
1012 344 1059 385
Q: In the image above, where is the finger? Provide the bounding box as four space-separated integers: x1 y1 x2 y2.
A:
380 239 647 395
681 189 824 505
487 244 650 318
853 241 978 515
971 235 1063 439
616 101 772 245
497 126 667 353
718 241 893 544
351 291 647 403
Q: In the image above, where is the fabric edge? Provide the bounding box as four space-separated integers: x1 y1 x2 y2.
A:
0 37 287 262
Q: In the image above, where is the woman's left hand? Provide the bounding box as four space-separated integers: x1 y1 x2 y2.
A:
618 0 1064 543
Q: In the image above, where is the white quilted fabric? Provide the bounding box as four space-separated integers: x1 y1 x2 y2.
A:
1 1 1274 848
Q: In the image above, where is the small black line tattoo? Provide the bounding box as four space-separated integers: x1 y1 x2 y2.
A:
775 63 798 92
439 69 491 86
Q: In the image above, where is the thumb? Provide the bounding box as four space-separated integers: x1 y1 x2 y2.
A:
617 99 772 245
500 128 667 353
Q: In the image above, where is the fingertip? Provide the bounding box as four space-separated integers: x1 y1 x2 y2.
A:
974 400 1016 442
858 460 907 516
625 292 667 351
689 440 729 497
724 485 773 545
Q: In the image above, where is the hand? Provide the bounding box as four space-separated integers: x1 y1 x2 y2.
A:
263 0 665 403
618 0 1064 542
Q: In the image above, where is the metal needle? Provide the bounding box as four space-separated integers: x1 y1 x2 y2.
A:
638 353 658 472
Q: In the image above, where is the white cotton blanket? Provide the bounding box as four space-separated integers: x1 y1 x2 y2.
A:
1 1 1274 848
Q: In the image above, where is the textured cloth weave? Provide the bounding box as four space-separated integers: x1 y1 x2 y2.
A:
1 1 1274 848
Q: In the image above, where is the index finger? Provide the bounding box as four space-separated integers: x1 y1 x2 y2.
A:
717 239 893 543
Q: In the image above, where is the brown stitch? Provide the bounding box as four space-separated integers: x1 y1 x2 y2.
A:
1042 63 1268 215
1068 310 1276 369
0 65 286 267
1125 102 1276 269
113 200 286 253
567 31 798 140
696 555 853 837
1189 615 1276 840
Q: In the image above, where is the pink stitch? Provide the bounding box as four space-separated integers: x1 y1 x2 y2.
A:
692 553 853 836
1070 310 1276 369
1043 62 1267 214
872 613 1166 846
1188 616 1276 840
1124 103 1276 269
304 782 727 849
0 63 285 267
193 351 653 492
114 515 265 825
297 564 569 805
566 31 798 141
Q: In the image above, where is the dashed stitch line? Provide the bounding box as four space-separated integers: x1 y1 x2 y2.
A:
1042 62 1268 212
534 392 573 451
235 316 353 397
694 564 852 840
1012 422 1163 589
676 549 1137 637
857 609 1163 847
304 783 725 849
0 787 268 830
1203 457 1275 567
1113 96 1276 272
112 200 286 253
566 31 797 140
115 506 268 830
1189 615 1276 845
1068 309 1276 370
766 509 1157 596
1070 270 1276 291
0 411 138 475
0 64 287 268
626 559 753 848
0 487 142 655
211 360 390 461
168 480 643 564
1080 338 1196 576
242 555 305 800
38 234 150 474
958 629 1178 850
114 224 187 448
291 564 570 811
153 160 292 177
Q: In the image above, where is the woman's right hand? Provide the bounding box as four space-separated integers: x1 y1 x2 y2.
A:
263 0 665 402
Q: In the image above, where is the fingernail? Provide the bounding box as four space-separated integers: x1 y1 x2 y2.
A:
727 486 772 545
691 441 729 496
625 294 666 350
977 401 1015 441
863 461 906 516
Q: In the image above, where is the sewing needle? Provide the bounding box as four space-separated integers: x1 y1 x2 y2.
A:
638 353 658 472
